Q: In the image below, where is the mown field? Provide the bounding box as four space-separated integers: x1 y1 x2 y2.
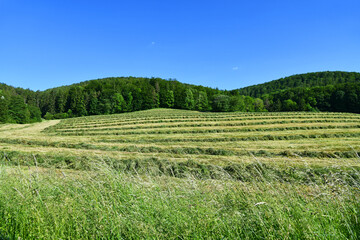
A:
0 109 359 239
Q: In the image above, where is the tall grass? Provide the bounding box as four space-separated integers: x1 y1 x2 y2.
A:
0 158 359 239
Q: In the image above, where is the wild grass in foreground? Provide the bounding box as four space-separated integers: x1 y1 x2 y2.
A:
0 159 359 239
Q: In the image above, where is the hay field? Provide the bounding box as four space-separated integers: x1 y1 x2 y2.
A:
0 109 359 239
1 108 360 167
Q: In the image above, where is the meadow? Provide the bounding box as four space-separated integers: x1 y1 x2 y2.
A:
0 109 359 239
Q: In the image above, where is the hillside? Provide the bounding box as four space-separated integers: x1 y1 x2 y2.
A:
37 76 267 119
236 71 360 97
235 71 360 113
1 71 360 124
0 109 359 238
1 77 266 124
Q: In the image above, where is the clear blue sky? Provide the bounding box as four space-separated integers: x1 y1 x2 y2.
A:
1 0 359 91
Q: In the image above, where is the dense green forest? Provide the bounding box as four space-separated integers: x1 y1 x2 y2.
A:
1 71 359 124
37 77 266 120
0 77 266 123
234 71 360 113
237 71 360 97
0 84 41 124
258 82 360 113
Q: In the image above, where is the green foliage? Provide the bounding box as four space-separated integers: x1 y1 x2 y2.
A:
237 71 360 114
44 112 54 120
264 83 360 113
238 71 360 97
28 105 42 122
68 86 87 117
111 93 126 113
164 90 174 108
0 95 9 123
124 91 133 112
212 94 230 112
254 98 266 112
196 91 209 111
55 90 67 113
1 71 360 123
88 92 99 115
53 112 69 119
229 95 245 111
184 88 195 110
67 109 73 118
244 96 255 111
8 95 30 124
282 99 298 111
98 97 111 115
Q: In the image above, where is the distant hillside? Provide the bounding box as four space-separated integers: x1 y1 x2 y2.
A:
237 71 360 98
37 77 266 119
234 71 360 113
0 77 266 123
1 71 360 124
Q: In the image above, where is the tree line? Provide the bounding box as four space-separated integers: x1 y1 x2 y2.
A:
237 71 360 98
0 85 41 124
0 77 266 123
1 72 359 124
234 71 360 113
39 77 267 120
259 82 360 113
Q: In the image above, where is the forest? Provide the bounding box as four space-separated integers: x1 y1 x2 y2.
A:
234 71 360 113
0 71 359 124
237 71 360 97
0 77 266 123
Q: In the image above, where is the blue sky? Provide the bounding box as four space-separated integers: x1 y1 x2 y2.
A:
1 0 359 91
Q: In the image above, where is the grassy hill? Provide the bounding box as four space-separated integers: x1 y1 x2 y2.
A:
0 109 359 239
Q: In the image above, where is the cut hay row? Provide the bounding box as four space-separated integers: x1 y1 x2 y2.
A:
53 122 360 133
0 135 359 160
0 139 358 159
1 109 359 166
52 125 360 137
55 113 360 128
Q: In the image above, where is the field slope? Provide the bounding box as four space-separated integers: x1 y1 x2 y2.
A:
1 108 360 167
0 109 359 239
